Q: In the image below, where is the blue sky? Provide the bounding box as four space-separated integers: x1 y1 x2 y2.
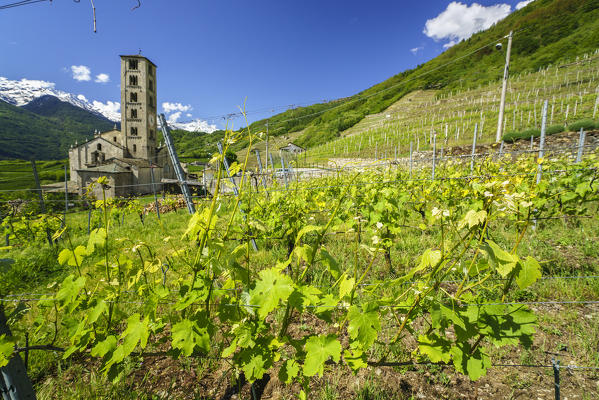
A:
0 0 533 130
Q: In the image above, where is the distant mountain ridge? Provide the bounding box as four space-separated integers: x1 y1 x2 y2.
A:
23 95 118 128
0 76 121 122
0 96 117 160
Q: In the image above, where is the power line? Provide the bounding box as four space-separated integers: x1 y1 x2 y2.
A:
0 0 49 10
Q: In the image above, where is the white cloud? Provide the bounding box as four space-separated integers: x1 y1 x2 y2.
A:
424 2 511 48
411 46 424 55
95 73 110 83
162 102 192 113
167 111 182 124
92 100 121 120
186 113 192 117
71 65 91 81
516 0 533 10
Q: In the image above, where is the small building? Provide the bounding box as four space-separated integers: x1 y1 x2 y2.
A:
279 142 305 154
68 55 178 198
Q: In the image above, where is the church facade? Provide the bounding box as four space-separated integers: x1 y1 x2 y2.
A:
69 55 177 198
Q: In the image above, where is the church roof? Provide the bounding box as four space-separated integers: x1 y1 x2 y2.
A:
71 134 127 151
119 54 157 68
112 158 156 168
76 163 131 174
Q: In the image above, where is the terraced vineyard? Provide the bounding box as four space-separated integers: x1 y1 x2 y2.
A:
302 51 599 163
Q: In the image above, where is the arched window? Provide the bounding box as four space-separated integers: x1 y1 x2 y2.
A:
129 75 138 86
97 143 102 151
133 144 137 153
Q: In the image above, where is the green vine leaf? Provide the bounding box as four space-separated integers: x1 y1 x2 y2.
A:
249 268 294 319
279 359 300 384
483 241 518 277
295 224 321 246
55 274 86 311
0 334 14 368
239 349 269 382
347 303 380 348
419 249 442 270
171 318 210 356
343 348 368 372
91 335 117 358
515 257 542 289
339 274 355 300
451 343 491 381
87 227 107 254
87 300 108 324
418 334 451 363
105 313 150 370
320 249 341 280
458 210 487 230
58 246 87 267
303 334 341 377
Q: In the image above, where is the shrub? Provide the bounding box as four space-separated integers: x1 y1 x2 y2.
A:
546 124 565 135
520 129 541 139
568 119 595 132
502 131 522 143
503 129 541 143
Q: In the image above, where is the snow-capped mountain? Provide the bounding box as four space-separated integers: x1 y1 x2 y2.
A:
171 119 217 133
0 76 217 133
0 76 121 122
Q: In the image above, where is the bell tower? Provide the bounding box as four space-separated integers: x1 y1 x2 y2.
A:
120 55 157 161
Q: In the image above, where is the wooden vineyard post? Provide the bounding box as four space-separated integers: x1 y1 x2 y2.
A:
279 151 289 190
30 160 52 247
431 134 436 180
62 164 68 228
0 210 7 247
0 303 37 400
87 207 92 235
575 128 586 163
409 142 413 178
150 166 160 221
471 123 478 175
268 153 275 181
537 100 549 185
496 31 513 142
203 165 207 197
255 150 268 193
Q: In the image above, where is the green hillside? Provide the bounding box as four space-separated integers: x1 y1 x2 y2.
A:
0 96 115 160
230 0 599 151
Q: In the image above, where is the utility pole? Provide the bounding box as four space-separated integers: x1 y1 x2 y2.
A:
265 121 269 171
496 31 513 143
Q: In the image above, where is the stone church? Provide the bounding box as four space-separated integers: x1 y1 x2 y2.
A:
69 55 177 198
